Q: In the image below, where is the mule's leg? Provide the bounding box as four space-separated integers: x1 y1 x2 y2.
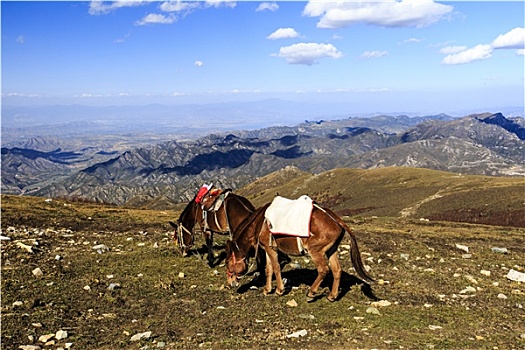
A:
205 231 214 266
327 253 342 302
268 247 285 296
306 249 330 301
263 252 273 295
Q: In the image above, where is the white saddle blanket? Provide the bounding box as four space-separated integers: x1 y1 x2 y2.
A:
265 195 313 237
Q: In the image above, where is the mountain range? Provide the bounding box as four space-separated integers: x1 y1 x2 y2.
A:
1 112 524 206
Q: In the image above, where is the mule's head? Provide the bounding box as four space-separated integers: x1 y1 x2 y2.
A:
225 240 247 287
169 221 194 256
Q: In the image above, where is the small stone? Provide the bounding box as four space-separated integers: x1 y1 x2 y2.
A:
19 346 41 350
286 299 298 307
491 247 508 254
507 269 525 282
178 272 185 278
286 329 307 338
107 283 120 291
55 330 68 340
428 325 443 331
459 286 476 294
92 244 109 253
38 334 55 343
497 293 507 299
455 244 469 253
480 270 491 276
16 242 34 253
12 301 24 308
83 285 91 291
366 307 380 315
32 268 43 278
465 275 478 284
371 300 391 308
130 331 152 342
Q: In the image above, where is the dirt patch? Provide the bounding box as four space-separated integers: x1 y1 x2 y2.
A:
1 196 525 349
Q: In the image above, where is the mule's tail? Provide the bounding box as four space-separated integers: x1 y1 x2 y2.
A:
347 228 374 284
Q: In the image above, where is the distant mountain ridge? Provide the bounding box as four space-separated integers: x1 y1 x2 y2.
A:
2 112 524 205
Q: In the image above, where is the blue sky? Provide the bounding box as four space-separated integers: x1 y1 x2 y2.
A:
2 1 524 115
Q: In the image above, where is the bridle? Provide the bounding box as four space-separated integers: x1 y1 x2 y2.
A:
226 241 246 280
176 221 194 251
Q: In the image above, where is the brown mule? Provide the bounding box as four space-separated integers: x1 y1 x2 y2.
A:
225 201 374 302
170 188 255 266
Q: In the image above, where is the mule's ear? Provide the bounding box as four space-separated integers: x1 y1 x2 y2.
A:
169 221 178 229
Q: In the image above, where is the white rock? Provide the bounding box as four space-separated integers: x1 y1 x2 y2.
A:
92 244 109 253
480 270 491 276
17 242 34 253
455 244 469 253
286 329 307 338
55 330 68 340
507 269 525 282
0 235 11 241
178 272 185 278
38 334 55 343
491 247 508 254
130 331 151 342
32 268 43 277
19 346 41 350
465 275 478 284
371 300 391 308
428 325 443 331
459 286 476 294
12 301 24 307
286 299 298 307
497 293 508 299
366 307 380 315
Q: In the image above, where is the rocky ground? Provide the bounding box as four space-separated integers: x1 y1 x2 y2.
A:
1 195 525 349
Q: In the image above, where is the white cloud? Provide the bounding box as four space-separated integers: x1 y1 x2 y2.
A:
160 1 200 13
439 45 467 54
135 13 177 25
517 49 525 56
273 42 343 65
267 28 300 40
303 0 453 29
360 50 389 59
441 44 492 65
88 1 149 15
492 27 525 49
16 35 25 44
401 37 421 44
204 0 236 9
194 60 204 67
256 2 278 12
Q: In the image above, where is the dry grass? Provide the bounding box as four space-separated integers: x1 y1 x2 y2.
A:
2 192 525 349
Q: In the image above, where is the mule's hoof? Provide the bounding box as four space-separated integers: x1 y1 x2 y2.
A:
276 289 284 296
327 295 337 302
306 291 323 303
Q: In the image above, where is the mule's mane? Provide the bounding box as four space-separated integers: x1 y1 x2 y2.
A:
178 197 197 222
232 202 271 242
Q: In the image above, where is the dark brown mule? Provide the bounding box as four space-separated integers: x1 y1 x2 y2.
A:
225 201 374 302
170 189 255 266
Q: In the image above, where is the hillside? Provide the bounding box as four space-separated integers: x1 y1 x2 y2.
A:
1 112 524 205
237 166 525 227
1 194 524 349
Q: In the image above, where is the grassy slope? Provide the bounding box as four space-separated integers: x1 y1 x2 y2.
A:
238 166 525 227
1 167 525 349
